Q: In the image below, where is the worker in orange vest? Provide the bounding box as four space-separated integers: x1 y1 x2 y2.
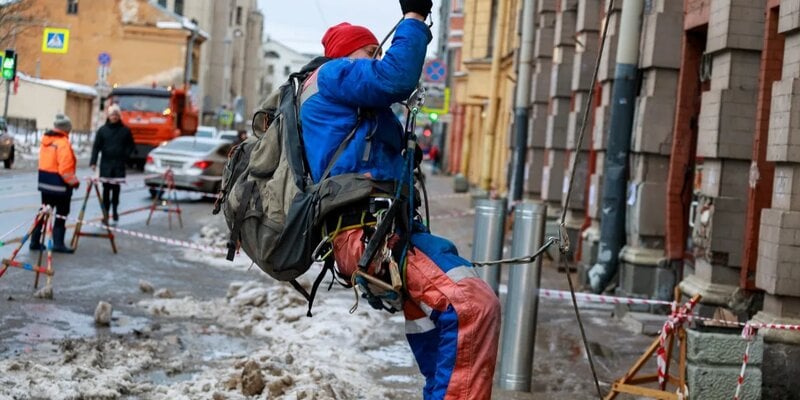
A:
30 114 80 253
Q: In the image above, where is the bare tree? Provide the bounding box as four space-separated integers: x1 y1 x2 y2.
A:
0 0 35 50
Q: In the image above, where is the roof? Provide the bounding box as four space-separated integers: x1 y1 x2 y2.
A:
111 87 172 97
17 73 98 97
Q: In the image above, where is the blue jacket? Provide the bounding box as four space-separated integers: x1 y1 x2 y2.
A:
300 19 431 183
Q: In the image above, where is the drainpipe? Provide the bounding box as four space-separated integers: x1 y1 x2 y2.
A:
509 0 536 201
587 0 644 293
479 0 510 191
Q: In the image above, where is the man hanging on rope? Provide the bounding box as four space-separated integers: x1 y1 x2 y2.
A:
300 2 501 399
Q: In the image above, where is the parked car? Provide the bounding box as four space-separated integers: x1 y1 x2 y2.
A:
196 125 217 138
217 130 239 143
144 137 232 198
0 117 14 169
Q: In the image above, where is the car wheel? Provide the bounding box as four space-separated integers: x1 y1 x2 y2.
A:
3 148 13 169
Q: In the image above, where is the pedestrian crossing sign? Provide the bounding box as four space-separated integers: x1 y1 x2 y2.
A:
41 28 70 54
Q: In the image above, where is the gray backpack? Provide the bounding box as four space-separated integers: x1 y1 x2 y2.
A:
213 58 392 315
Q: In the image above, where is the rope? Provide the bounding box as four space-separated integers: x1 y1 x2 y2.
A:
472 237 558 267
555 1 616 398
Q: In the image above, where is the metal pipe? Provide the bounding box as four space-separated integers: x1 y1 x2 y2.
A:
472 198 507 294
499 201 547 391
510 0 537 201
588 0 644 293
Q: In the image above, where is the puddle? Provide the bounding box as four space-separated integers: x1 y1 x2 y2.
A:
364 342 415 368
181 332 258 362
1 303 150 355
138 369 198 385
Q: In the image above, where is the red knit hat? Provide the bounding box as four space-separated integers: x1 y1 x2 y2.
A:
322 22 379 58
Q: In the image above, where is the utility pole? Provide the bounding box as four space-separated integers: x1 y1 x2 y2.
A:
587 0 645 293
509 0 536 201
478 0 510 191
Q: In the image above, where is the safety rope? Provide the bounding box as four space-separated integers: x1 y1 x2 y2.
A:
471 237 558 267
556 0 616 398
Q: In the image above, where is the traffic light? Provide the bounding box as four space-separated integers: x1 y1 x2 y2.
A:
2 50 17 81
428 112 439 122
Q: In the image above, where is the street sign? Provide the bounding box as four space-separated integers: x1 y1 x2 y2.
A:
420 85 450 115
42 28 70 54
98 52 111 66
423 59 447 84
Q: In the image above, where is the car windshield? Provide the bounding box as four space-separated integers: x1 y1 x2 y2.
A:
196 128 215 138
161 139 216 153
116 95 171 113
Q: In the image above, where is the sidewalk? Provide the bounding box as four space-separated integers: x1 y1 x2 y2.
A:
422 168 658 399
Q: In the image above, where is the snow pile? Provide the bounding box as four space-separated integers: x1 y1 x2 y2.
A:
135 277 415 399
0 276 419 399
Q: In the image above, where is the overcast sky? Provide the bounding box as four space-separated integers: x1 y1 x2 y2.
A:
257 0 442 57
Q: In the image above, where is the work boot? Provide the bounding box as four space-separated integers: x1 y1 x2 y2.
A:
29 224 44 251
51 224 75 254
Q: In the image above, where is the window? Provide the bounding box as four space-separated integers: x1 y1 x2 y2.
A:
157 0 167 7
263 50 280 59
236 6 243 25
267 65 274 75
67 0 78 14
487 0 498 57
454 0 464 12
284 66 291 76
174 0 184 16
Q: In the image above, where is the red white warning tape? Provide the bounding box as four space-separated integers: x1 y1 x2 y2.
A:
53 213 227 255
734 323 757 400
656 297 699 389
539 289 674 306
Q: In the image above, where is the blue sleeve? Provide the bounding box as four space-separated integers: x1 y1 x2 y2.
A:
317 18 432 108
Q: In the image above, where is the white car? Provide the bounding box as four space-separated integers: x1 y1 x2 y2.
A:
144 137 232 197
195 126 218 138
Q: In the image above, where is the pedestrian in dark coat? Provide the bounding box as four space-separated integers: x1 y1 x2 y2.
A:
90 104 134 224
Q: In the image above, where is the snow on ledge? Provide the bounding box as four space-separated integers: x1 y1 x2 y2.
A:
17 72 98 98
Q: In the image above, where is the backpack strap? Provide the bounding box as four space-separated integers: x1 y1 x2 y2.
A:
287 257 336 317
319 116 363 182
226 180 256 261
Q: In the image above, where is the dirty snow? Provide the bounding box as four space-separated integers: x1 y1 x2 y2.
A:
0 248 420 399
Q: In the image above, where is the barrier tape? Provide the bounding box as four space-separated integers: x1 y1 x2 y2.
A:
657 297 699 389
734 324 757 400
51 213 227 255
539 289 674 306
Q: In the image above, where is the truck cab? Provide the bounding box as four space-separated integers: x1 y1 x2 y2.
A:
110 87 198 169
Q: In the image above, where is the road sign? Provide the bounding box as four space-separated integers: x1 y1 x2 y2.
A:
423 59 447 84
98 52 111 66
420 85 450 115
42 28 70 54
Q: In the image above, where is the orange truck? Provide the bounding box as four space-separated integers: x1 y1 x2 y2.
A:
109 87 199 169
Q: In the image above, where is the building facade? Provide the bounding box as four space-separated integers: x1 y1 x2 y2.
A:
260 38 315 100
447 0 800 397
161 0 264 125
6 0 204 93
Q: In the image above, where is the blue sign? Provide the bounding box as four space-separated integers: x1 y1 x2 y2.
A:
98 52 111 66
424 59 447 84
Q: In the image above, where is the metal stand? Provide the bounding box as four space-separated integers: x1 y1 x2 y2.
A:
605 291 701 400
0 208 55 289
71 179 117 253
146 168 183 229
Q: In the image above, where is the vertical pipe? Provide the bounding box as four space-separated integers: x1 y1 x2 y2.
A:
472 198 507 294
3 80 9 120
479 0 510 190
587 0 644 293
499 201 547 391
510 0 537 201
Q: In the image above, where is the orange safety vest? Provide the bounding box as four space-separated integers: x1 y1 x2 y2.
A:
38 129 78 195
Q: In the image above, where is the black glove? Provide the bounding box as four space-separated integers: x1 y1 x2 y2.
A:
401 0 433 18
